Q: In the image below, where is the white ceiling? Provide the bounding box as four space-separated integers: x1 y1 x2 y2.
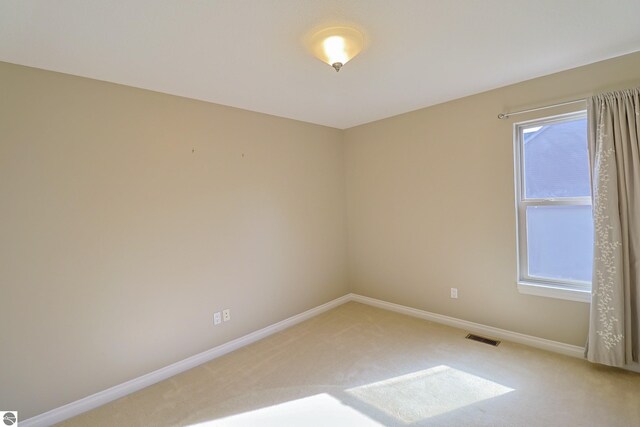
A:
2 1 640 129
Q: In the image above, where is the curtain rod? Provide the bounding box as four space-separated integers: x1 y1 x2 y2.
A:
497 98 586 119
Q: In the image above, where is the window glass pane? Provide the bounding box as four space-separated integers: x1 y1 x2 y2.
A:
526 205 593 283
523 118 590 198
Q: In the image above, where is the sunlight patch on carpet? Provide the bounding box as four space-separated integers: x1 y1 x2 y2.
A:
187 393 384 427
346 365 514 423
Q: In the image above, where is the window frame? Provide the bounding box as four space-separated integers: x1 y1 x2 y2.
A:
513 110 592 303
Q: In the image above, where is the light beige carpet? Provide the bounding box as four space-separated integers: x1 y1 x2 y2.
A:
59 302 640 426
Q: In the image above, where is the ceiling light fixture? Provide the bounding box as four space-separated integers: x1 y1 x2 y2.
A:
308 26 364 72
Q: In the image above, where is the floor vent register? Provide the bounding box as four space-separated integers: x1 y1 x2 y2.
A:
465 333 501 346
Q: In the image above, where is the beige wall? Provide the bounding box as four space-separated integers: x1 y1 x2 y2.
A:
345 52 640 348
0 62 347 419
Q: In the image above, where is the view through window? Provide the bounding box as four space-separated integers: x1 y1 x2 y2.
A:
514 112 593 296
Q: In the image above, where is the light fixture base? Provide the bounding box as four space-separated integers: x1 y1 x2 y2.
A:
332 62 343 72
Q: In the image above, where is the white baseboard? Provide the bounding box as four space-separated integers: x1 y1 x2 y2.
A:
23 292 596 426
21 294 352 427
349 293 585 358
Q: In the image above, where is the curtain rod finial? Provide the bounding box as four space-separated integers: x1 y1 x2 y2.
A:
498 113 508 119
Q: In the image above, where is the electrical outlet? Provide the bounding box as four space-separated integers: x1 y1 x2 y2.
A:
223 309 231 322
450 288 458 299
213 312 222 325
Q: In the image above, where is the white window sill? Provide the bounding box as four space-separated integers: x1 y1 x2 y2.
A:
517 281 591 303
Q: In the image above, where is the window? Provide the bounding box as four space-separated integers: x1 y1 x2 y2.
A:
513 111 593 302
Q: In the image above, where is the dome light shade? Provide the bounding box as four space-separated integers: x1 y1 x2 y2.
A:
308 26 364 72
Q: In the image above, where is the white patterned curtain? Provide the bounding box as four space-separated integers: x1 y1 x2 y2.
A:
586 88 640 366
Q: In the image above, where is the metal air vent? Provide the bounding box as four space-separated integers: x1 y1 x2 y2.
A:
466 333 500 346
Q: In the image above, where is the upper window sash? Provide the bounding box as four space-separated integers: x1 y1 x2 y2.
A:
515 110 590 201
